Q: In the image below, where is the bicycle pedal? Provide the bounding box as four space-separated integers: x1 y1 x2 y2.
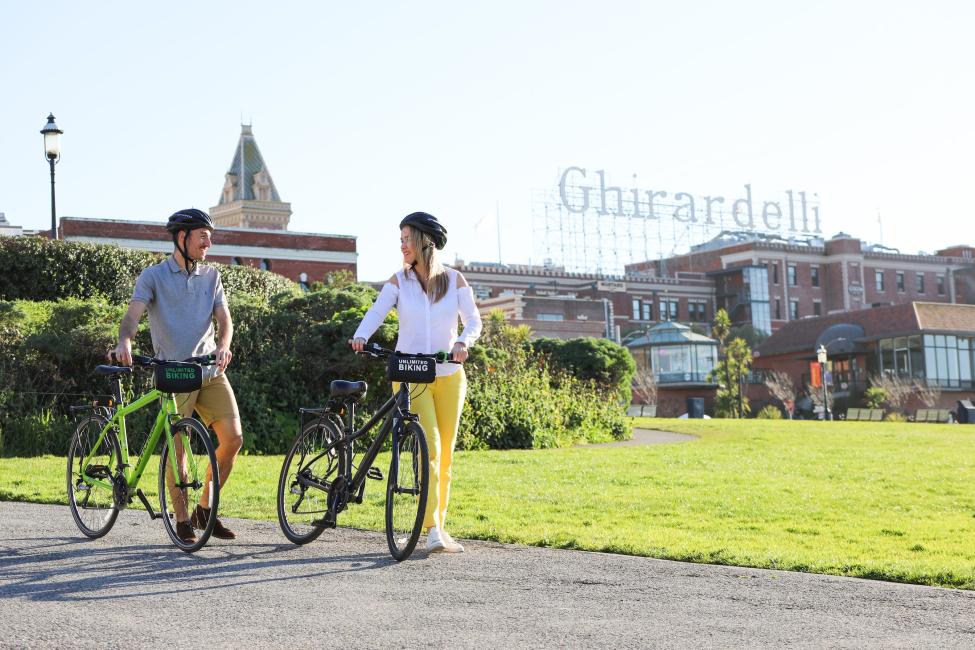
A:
366 467 383 481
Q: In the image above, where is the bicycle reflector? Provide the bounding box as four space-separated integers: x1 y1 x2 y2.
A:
154 362 204 393
387 352 436 384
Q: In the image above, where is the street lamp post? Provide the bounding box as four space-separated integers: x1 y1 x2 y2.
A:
40 113 63 240
816 344 831 421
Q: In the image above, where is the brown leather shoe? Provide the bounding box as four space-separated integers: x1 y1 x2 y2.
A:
191 504 236 540
176 521 197 544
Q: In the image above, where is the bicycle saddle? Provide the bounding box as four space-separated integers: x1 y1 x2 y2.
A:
329 380 367 399
95 365 133 376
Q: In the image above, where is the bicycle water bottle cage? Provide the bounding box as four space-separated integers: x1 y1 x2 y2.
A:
387 352 436 384
329 380 368 400
154 362 203 393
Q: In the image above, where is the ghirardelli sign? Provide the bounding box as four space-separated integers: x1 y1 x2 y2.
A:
558 166 822 235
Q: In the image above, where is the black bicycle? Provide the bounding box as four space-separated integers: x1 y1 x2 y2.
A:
277 343 455 560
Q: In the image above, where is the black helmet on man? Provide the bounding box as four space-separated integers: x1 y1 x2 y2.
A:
399 211 447 250
166 208 214 234
167 208 213 274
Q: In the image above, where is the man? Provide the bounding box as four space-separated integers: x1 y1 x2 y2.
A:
111 208 242 543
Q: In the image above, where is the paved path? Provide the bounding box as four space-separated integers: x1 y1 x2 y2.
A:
1 502 973 648
579 427 697 447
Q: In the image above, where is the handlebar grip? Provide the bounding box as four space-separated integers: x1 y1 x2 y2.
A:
131 354 155 366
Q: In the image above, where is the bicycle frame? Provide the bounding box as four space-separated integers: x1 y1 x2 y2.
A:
78 379 189 494
300 382 416 501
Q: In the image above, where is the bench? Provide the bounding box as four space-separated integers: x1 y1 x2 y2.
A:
844 408 885 421
916 408 952 423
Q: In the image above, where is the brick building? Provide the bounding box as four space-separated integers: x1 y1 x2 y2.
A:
57 124 357 284
60 217 356 286
455 261 715 340
751 302 975 413
626 231 975 334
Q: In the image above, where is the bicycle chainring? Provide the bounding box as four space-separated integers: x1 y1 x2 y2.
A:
112 472 129 510
327 475 349 517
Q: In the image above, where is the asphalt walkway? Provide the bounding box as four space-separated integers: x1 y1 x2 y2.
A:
1 501 973 648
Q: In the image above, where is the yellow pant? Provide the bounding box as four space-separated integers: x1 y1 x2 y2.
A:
394 368 467 530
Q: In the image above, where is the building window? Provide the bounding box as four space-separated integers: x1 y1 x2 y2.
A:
260 258 272 271
298 272 309 291
813 300 822 317
937 275 945 295
231 257 242 265
810 266 820 288
771 262 779 285
916 273 925 294
689 302 706 322
896 271 905 292
660 299 679 321
632 299 653 321
536 313 564 321
875 270 885 292
789 300 799 320
775 298 781 320
787 264 797 287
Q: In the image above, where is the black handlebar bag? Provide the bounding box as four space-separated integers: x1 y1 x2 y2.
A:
387 352 436 384
155 362 204 393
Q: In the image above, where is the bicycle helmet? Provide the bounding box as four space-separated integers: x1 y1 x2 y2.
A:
166 208 214 273
399 211 447 250
166 208 214 234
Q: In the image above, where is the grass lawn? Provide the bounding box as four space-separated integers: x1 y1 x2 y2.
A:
2 418 973 589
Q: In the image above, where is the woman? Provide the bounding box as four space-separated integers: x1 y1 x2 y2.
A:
351 212 482 553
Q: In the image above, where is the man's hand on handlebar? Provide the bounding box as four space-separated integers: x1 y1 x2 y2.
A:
349 337 367 353
109 340 133 367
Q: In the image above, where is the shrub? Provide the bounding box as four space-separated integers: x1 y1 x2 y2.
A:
530 336 636 403
0 236 297 305
884 412 908 423
756 404 784 419
863 386 886 409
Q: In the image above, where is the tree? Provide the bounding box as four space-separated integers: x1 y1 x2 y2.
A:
709 309 752 418
913 379 942 408
632 364 657 406
869 373 913 413
763 370 797 419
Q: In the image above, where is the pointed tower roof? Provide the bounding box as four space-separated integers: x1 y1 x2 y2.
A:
219 124 281 204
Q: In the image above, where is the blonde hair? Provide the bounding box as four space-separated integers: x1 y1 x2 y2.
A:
404 225 449 303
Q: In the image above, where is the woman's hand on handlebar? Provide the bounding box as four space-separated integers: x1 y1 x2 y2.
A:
349 337 367 353
451 342 468 363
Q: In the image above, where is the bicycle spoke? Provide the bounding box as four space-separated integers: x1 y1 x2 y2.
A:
67 415 119 538
278 419 343 545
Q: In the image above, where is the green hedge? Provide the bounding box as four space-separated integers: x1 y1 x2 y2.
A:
0 238 630 455
0 236 297 304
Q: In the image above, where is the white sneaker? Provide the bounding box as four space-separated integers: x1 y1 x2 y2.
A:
425 528 447 553
441 530 465 553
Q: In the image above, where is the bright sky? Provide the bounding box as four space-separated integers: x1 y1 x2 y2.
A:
2 1 973 281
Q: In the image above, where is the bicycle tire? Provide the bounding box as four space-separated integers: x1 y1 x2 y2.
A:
66 413 121 539
385 420 429 561
158 418 219 553
277 416 346 545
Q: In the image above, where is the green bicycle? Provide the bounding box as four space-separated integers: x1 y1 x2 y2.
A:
67 354 220 553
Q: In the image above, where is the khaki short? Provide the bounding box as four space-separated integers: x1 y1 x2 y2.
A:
175 372 240 427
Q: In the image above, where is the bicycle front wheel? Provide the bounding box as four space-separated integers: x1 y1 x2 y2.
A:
278 417 345 545
158 418 219 553
385 421 429 561
67 414 121 538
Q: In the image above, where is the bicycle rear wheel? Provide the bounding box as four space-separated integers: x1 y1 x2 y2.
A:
278 417 345 544
385 421 429 561
67 414 121 538
158 418 219 553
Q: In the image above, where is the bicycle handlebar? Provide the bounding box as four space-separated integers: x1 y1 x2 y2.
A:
355 342 461 364
114 353 217 367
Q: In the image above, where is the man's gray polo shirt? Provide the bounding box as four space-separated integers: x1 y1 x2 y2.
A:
132 256 227 378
